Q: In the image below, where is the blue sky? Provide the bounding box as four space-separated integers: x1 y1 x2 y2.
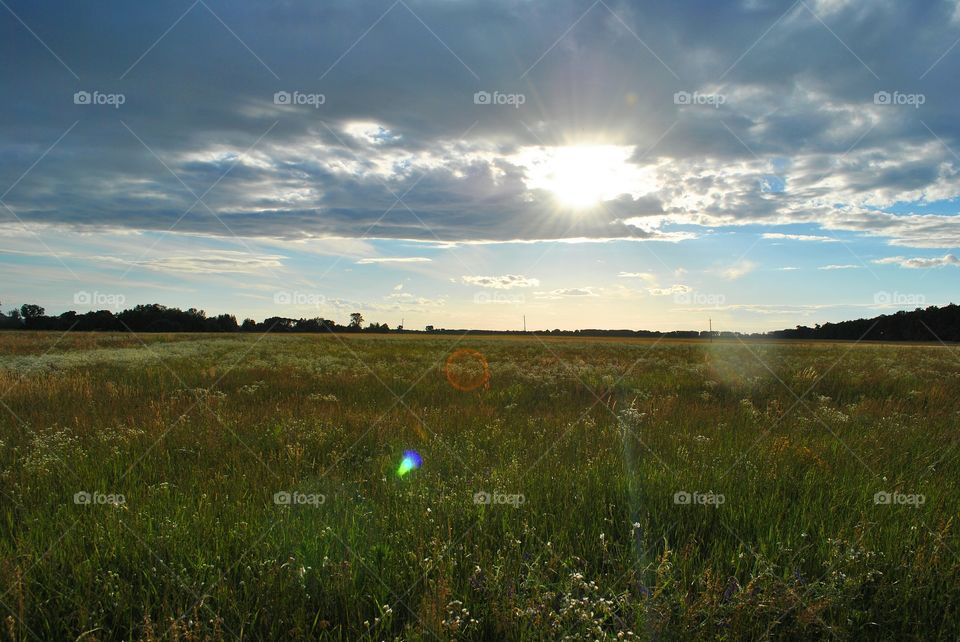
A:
1 0 959 331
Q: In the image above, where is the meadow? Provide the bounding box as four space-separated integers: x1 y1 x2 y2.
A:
0 330 958 640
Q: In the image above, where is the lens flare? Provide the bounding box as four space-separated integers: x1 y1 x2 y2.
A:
397 450 422 477
444 348 490 392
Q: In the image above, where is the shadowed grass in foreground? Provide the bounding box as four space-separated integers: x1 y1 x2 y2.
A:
0 332 958 640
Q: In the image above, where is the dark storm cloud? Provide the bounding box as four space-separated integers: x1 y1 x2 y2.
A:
2 0 960 244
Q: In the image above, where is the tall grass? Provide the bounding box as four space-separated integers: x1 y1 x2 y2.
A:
0 332 957 640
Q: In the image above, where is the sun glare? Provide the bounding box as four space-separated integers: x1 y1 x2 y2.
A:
516 144 654 209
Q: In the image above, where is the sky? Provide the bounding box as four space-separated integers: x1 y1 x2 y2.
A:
1 0 959 332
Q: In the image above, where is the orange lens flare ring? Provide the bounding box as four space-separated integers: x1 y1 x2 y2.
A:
444 348 490 392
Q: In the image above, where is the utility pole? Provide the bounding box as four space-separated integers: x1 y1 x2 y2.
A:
709 317 713 342
523 315 526 333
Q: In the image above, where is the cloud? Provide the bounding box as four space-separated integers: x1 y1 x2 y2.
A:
762 233 838 242
3 0 960 251
873 254 960 269
536 287 598 299
461 274 539 289
95 251 285 274
818 264 861 270
721 260 757 280
385 292 446 307
356 257 432 264
617 272 657 283
648 284 691 296
9 0 960 337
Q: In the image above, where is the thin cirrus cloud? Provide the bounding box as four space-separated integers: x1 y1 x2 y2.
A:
873 254 960 269
355 257 432 265
648 284 691 296
536 288 598 299
461 275 539 289
92 251 285 274
617 272 657 282
762 233 838 243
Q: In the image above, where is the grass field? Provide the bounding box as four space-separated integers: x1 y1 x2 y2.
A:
1 331 958 640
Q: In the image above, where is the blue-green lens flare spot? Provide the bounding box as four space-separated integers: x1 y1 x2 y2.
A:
397 450 422 477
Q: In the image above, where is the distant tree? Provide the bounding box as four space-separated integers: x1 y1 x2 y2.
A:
349 312 364 328
262 316 295 332
0 301 22 329
18 304 46 329
208 313 238 332
20 304 44 319
241 318 257 332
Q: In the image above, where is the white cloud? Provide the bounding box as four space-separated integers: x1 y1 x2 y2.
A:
461 275 539 289
721 260 757 280
617 272 657 283
106 251 285 274
535 287 598 299
648 284 691 296
873 254 960 269
818 264 861 270
762 233 837 242
356 257 432 264
386 292 446 307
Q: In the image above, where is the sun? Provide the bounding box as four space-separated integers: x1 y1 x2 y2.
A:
515 144 654 209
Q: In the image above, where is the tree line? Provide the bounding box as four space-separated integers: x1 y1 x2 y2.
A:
0 302 386 333
1 300 958 341
767 304 960 342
